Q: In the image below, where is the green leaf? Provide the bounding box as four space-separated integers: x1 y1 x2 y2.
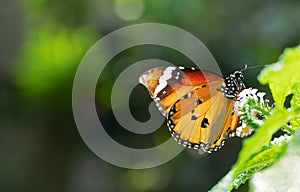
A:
231 138 288 190
258 45 300 107
234 107 295 178
290 83 300 129
250 130 300 191
210 107 296 191
210 134 290 192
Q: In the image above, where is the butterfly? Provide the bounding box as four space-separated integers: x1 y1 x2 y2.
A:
138 66 253 153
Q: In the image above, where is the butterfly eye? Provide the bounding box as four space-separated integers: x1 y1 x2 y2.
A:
234 71 244 80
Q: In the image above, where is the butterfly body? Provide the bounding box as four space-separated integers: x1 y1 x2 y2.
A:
139 66 253 153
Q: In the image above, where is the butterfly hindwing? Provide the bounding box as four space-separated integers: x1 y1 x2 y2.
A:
167 81 238 152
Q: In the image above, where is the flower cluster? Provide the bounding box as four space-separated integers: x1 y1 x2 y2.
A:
234 88 272 130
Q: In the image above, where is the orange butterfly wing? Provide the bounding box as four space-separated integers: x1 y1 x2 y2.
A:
139 66 224 115
167 81 239 152
139 66 253 153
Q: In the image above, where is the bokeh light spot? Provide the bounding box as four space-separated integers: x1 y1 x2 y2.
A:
114 0 144 21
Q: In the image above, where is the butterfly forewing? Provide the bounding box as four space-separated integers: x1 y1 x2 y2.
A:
139 67 224 115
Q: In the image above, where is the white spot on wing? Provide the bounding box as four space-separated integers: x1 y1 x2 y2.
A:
154 81 167 96
154 66 176 96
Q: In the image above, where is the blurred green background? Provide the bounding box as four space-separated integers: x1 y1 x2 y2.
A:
1 0 300 191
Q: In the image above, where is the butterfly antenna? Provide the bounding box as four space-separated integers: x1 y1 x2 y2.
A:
240 64 268 72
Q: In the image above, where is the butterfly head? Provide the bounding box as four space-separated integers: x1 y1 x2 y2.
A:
222 71 245 99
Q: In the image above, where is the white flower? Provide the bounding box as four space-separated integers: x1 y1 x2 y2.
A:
234 88 259 115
